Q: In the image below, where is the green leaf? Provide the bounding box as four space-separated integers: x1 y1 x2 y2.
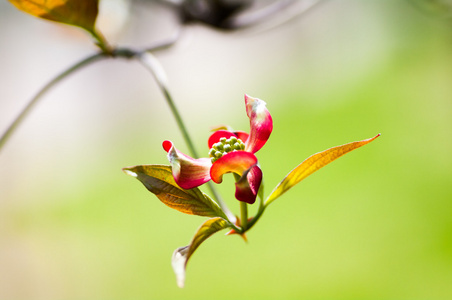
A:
123 165 226 219
172 217 230 288
9 0 99 33
265 134 380 206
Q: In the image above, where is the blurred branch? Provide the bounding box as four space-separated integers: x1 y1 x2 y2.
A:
0 24 182 153
0 53 108 153
137 52 195 157
135 51 236 224
226 0 325 32
155 0 325 31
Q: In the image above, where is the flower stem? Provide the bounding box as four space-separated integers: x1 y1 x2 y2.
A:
90 29 113 55
0 52 108 153
240 201 248 230
246 201 265 231
232 172 249 230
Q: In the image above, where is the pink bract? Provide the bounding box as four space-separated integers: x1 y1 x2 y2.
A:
162 95 272 204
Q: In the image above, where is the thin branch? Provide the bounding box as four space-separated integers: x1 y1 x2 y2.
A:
137 52 197 156
0 52 108 153
0 29 182 154
136 51 236 224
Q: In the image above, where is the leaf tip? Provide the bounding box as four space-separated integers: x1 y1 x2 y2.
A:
370 133 381 140
172 246 189 288
122 167 137 177
365 133 381 143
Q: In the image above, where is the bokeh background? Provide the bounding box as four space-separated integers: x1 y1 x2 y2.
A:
1 0 452 299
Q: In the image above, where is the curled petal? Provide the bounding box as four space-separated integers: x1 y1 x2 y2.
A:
207 130 237 148
162 140 212 189
244 94 273 153
235 165 263 204
210 151 258 184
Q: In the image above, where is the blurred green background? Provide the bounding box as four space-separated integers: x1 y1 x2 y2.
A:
1 0 452 299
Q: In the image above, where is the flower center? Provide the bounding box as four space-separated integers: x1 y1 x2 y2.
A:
209 136 246 163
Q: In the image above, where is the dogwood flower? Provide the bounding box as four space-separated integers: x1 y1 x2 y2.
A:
162 94 272 204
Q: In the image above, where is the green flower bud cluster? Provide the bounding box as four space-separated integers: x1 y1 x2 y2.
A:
209 136 246 163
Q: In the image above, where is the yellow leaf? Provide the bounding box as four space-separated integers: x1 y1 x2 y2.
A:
9 0 99 33
123 165 226 219
172 217 230 288
265 134 380 206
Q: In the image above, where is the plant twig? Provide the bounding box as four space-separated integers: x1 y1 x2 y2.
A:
136 51 236 224
0 31 234 222
0 52 108 153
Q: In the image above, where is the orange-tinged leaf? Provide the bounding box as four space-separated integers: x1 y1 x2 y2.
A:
265 134 380 206
123 165 226 219
172 217 230 288
9 0 99 32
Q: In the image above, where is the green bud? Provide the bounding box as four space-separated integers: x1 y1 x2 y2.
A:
209 136 248 163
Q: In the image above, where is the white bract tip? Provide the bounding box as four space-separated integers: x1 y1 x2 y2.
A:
123 169 138 177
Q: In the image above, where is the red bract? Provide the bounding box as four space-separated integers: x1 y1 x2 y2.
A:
163 94 273 204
